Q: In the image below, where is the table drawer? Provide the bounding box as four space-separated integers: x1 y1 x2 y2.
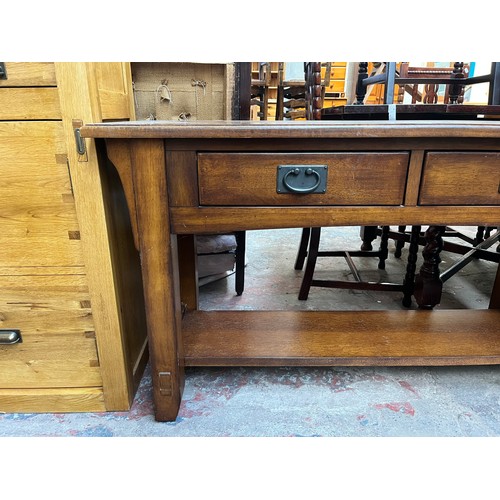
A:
198 152 410 206
419 152 500 205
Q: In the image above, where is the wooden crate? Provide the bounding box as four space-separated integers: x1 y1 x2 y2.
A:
0 62 147 413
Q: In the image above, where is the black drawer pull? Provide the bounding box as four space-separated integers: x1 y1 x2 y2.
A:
277 165 328 194
0 62 6 80
0 329 22 344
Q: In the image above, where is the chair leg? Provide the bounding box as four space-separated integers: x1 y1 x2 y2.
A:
414 225 446 309
377 226 390 270
402 225 421 307
394 225 406 258
483 226 499 252
298 227 321 300
294 227 311 270
360 225 378 251
234 231 246 296
474 226 486 246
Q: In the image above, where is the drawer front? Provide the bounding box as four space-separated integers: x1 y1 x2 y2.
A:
0 121 84 267
0 62 57 87
0 274 102 389
198 152 410 206
0 87 61 120
420 152 500 205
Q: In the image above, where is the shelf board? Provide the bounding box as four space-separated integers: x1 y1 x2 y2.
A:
183 309 500 367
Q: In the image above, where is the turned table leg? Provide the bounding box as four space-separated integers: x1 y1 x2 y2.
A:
414 225 446 309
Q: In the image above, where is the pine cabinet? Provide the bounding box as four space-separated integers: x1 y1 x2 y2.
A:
0 62 147 412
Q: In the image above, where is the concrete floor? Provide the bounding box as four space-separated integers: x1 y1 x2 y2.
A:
199 226 497 312
2 226 500 439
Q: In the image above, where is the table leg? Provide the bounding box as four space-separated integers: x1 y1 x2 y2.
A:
177 235 199 311
131 139 184 421
414 225 445 309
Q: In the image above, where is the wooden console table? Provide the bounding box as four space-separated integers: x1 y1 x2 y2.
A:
81 120 500 421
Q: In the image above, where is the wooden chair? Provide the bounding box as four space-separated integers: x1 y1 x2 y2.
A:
295 62 420 306
250 62 272 120
297 62 500 305
353 61 500 287
276 62 331 120
275 62 305 120
355 61 499 106
396 62 470 104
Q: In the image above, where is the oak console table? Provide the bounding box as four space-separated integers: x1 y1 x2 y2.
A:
81 120 500 422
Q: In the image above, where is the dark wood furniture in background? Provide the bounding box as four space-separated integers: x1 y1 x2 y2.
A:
317 62 500 298
250 62 272 120
82 120 500 422
275 62 305 120
297 63 421 304
275 62 332 120
396 62 470 104
353 62 500 106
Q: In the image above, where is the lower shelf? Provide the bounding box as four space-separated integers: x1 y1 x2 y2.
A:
183 309 500 367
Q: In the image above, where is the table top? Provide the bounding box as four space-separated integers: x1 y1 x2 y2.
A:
81 119 500 140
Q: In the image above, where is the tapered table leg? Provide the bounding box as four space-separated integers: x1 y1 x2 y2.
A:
130 139 184 421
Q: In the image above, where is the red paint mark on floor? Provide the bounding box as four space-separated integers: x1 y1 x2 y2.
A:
193 391 206 402
374 402 415 416
398 380 421 398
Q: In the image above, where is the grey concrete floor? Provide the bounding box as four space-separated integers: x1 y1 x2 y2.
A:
199 226 497 311
194 226 500 438
3 226 499 441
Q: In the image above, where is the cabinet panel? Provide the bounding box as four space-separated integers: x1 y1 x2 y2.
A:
0 62 57 87
93 62 135 120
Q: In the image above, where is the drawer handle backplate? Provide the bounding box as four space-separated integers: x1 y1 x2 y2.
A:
277 165 328 194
